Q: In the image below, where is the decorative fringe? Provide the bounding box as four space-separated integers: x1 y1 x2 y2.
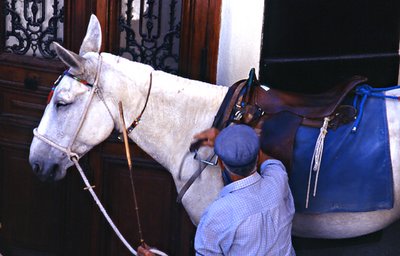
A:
305 116 331 208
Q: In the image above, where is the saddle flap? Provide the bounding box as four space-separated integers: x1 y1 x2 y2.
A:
260 111 303 171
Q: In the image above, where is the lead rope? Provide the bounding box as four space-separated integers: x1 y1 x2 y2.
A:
71 157 138 254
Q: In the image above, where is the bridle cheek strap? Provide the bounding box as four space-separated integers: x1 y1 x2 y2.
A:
34 55 103 161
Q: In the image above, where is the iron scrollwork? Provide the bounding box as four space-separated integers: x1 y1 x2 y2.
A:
119 0 181 74
5 0 64 59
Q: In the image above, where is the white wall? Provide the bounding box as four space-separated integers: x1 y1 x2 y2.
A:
217 0 265 86
398 43 400 85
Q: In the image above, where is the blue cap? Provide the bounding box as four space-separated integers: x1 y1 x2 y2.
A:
214 125 259 170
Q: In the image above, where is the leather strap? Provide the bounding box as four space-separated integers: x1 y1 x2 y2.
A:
177 79 248 203
126 72 153 134
176 153 216 203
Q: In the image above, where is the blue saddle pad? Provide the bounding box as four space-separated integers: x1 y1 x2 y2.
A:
290 96 394 213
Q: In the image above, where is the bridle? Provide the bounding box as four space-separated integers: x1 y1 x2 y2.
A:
33 54 105 161
33 54 153 161
32 54 159 255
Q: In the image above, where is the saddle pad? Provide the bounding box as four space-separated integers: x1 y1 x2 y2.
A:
290 96 394 213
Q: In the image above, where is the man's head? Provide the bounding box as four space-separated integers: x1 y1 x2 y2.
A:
214 124 260 177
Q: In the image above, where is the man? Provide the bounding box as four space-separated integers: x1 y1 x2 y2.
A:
194 124 295 255
138 125 295 255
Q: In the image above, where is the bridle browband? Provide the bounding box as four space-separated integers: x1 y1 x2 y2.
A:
47 70 94 104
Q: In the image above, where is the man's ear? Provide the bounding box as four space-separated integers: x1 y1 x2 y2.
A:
218 158 225 170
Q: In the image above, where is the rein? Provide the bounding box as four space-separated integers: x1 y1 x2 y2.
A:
33 55 166 256
126 73 153 134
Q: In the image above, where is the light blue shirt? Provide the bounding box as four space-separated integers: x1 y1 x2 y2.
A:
195 159 295 256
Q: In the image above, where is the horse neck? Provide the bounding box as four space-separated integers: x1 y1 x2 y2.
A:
100 53 228 178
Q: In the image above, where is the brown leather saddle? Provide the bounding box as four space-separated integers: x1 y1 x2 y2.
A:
216 71 367 172
179 72 367 203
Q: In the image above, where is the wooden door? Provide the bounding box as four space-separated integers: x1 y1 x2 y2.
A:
0 1 91 255
0 1 220 255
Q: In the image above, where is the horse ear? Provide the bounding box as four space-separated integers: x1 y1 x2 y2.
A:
79 15 102 56
53 42 85 73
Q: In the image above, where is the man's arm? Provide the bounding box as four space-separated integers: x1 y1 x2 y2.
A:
259 158 288 182
257 150 273 168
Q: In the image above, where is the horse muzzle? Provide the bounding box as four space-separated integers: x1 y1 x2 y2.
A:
30 160 66 182
29 138 69 182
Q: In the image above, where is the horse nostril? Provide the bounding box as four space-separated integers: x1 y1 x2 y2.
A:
49 164 59 179
32 163 41 175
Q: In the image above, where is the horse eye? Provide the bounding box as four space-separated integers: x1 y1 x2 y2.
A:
55 101 70 109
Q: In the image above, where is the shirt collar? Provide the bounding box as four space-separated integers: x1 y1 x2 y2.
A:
219 171 261 198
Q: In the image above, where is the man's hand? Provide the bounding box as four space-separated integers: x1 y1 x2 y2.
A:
137 243 155 256
193 128 220 147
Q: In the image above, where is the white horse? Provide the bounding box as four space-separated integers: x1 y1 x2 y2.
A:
29 15 400 239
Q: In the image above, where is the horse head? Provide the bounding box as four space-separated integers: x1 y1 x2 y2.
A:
29 15 115 181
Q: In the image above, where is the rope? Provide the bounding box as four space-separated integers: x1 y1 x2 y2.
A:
305 116 330 208
73 157 168 256
72 157 138 255
352 84 400 132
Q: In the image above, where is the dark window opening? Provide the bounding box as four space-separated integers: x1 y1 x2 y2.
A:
260 0 399 93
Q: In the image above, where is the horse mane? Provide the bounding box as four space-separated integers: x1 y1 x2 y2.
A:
100 52 228 109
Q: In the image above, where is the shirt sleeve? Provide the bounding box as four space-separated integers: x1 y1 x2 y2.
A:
195 203 233 256
260 159 288 181
195 218 225 256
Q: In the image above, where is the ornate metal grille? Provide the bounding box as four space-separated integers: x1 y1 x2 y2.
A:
119 0 181 74
4 0 64 59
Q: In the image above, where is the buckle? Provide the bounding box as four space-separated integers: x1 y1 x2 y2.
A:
193 150 218 166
